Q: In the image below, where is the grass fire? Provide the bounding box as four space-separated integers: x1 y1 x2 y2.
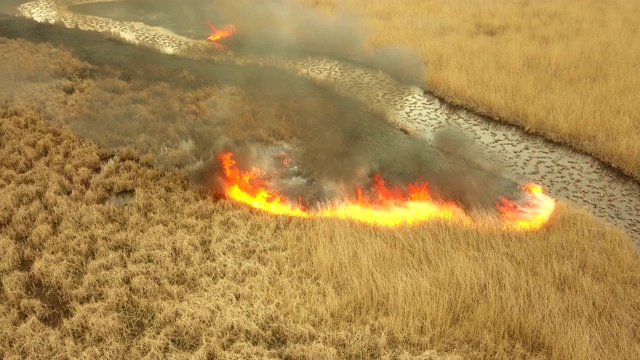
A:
218 151 555 230
205 20 235 48
2 0 640 359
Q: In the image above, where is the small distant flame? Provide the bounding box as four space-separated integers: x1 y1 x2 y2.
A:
206 21 235 49
217 152 556 230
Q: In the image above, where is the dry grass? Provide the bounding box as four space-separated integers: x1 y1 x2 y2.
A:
1 33 640 358
303 0 640 179
1 106 639 359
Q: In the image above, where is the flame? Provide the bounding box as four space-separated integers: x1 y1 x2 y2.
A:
318 174 469 226
220 152 309 217
497 184 556 230
219 152 469 226
218 152 556 229
206 21 235 48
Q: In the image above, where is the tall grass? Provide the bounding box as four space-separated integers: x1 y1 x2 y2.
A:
1 104 639 359
1 25 640 358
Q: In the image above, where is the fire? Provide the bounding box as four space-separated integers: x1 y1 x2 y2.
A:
497 184 556 230
220 152 309 217
219 152 468 226
217 152 556 229
317 174 469 226
206 21 235 48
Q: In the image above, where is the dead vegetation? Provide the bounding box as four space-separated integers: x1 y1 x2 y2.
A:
1 105 639 359
1 30 640 359
304 0 640 179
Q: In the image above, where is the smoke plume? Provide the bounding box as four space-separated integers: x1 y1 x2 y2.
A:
0 0 518 210
70 0 425 82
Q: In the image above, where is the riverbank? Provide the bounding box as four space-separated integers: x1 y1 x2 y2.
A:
308 0 640 180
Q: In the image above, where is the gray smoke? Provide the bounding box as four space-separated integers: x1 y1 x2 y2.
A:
206 0 426 82
0 0 518 210
70 0 425 83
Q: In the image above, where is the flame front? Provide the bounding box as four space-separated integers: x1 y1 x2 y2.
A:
218 152 556 229
220 152 309 217
318 174 469 226
219 152 469 226
206 21 235 48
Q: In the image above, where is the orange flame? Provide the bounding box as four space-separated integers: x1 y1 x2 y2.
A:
219 152 469 226
497 184 556 230
220 152 555 230
217 152 557 229
206 21 236 49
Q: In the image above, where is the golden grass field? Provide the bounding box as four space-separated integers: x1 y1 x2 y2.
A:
2 101 640 359
305 0 640 179
1 0 640 358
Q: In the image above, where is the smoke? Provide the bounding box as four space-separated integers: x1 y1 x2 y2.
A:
70 0 425 83
190 84 517 208
203 0 365 54
204 0 426 82
0 1 519 210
